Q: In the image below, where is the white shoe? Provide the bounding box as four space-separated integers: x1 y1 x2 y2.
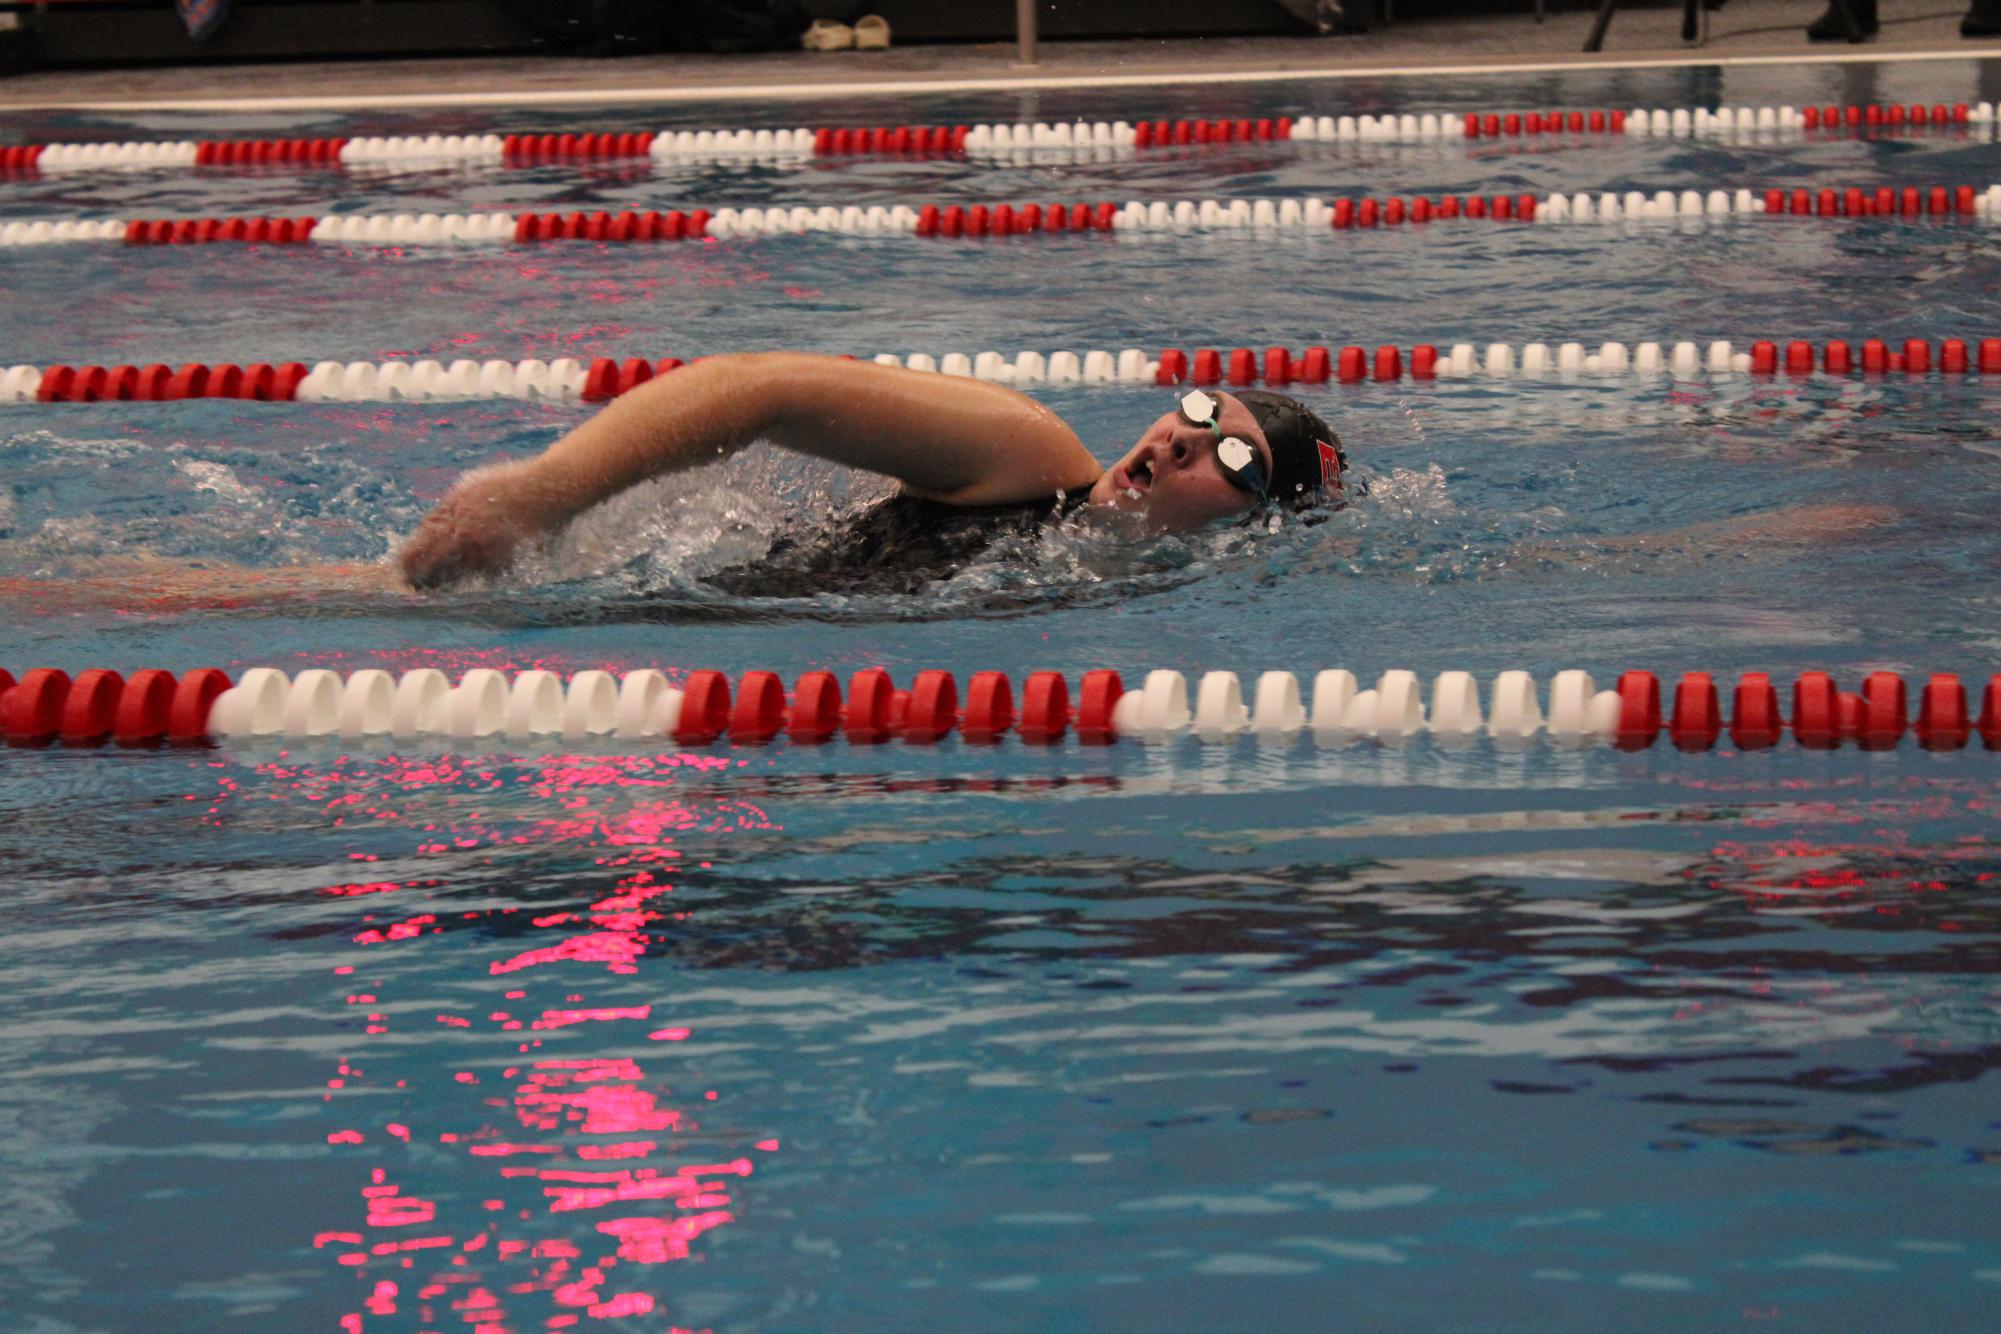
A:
802 18 855 51
854 14 891 50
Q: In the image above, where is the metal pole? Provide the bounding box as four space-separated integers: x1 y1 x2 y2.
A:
1017 0 1037 66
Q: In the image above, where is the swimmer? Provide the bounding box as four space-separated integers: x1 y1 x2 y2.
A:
395 352 1344 595
0 350 1895 613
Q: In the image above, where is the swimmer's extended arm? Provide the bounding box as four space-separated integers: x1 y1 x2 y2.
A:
1506 503 1897 570
399 352 1100 587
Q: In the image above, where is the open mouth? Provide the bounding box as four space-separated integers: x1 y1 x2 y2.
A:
1124 456 1154 491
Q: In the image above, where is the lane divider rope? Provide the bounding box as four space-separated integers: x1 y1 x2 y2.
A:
4 337 1999 406
0 102 1992 178
8 182 2000 249
1 665 1993 753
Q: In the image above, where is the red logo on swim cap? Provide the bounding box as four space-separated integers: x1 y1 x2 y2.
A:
1316 439 1342 489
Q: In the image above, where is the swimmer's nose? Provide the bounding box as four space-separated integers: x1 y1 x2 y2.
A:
1169 437 1192 468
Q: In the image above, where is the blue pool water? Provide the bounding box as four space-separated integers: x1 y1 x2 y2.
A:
4 56 2001 1331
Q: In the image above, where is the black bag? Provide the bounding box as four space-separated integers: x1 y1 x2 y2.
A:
177 0 233 43
686 0 812 51
507 1 811 55
592 0 812 53
1275 1 1353 35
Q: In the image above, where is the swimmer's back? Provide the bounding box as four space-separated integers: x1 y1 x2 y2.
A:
704 490 1088 598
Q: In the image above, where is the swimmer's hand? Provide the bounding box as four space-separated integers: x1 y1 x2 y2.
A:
397 464 552 589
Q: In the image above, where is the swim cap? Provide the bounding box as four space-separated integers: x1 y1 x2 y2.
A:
1235 389 1344 504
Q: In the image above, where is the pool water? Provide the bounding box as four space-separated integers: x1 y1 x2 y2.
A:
4 56 2001 1331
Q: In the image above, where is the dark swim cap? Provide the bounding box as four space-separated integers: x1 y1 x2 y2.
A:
1235 389 1344 504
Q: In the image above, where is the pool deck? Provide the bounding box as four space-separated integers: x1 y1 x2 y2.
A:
0 0 1998 110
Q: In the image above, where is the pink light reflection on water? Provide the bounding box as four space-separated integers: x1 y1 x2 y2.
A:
280 750 779 1332
325 1041 764 1331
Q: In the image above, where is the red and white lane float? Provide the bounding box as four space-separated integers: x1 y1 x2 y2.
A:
1 101 1994 179
3 337 1999 406
9 182 1999 250
0 122 1115 178
1320 101 1996 141
0 664 1995 753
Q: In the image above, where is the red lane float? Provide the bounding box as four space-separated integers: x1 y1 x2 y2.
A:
0 668 69 746
121 216 320 245
168 670 232 742
728 670 787 744
1793 671 1842 749
1917 674 1971 750
1018 672 1072 745
904 670 959 744
59 669 125 745
1582 669 1997 755
1614 671 1663 750
843 668 894 745
510 209 710 243
1669 672 1723 752
1757 185 1991 216
1729 673 1783 750
197 137 347 166
503 131 654 162
962 671 1014 744
0 667 233 746
113 669 178 745
1074 671 1124 745
25 362 311 403
785 671 841 744
673 670 731 745
1131 117 1292 146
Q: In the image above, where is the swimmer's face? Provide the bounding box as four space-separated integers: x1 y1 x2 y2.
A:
1089 390 1274 532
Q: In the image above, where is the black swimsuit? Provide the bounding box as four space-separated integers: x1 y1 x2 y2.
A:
704 491 1092 598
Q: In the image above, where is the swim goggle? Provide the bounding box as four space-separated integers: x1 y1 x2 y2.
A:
1178 390 1270 499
